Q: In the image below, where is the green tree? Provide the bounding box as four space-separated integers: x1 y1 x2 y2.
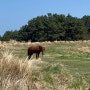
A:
2 30 18 41
0 35 2 40
17 25 29 41
82 15 90 33
64 14 88 40
1 13 90 41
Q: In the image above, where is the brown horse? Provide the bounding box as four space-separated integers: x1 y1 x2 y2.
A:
28 45 45 59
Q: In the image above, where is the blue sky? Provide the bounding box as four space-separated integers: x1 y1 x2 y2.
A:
0 0 90 36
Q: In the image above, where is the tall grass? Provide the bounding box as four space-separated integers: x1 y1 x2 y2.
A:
0 50 32 90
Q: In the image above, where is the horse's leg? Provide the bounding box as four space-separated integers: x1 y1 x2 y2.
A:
36 52 40 59
28 53 33 60
28 55 31 59
36 53 38 59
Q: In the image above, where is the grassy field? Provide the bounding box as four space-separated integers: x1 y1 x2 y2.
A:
0 40 90 90
45 41 90 82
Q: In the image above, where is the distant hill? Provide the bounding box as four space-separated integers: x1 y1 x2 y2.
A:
1 13 90 42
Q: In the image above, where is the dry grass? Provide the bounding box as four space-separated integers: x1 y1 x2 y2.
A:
0 50 33 90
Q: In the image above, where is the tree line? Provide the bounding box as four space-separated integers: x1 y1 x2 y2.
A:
1 13 90 42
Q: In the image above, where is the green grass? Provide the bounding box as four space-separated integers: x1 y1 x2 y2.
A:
43 42 90 84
